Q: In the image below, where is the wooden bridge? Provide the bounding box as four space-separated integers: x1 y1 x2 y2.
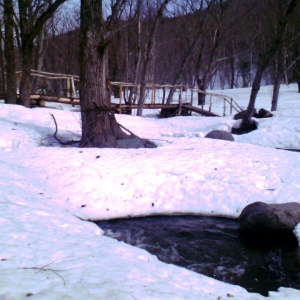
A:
2 70 243 117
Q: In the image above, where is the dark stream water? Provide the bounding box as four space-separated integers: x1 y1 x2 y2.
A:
96 215 300 296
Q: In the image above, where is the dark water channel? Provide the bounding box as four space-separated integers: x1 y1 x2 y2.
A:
96 215 300 296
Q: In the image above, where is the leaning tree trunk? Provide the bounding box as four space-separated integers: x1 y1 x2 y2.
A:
243 0 299 122
271 48 285 111
244 66 265 123
271 79 281 111
79 0 127 148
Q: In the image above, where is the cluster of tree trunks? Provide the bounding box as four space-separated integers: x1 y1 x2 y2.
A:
1 0 300 147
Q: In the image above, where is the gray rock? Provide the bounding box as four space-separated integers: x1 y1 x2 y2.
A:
254 108 273 119
239 201 300 242
205 130 234 141
116 137 157 149
233 109 257 120
116 137 145 149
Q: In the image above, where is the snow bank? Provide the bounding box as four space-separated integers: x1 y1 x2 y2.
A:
0 84 300 299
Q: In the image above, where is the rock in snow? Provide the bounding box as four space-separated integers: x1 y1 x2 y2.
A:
239 201 300 244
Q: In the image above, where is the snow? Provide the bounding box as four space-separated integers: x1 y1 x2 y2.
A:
0 84 300 299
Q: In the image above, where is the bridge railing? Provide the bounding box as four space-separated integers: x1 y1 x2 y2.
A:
9 70 242 116
189 88 243 116
110 82 242 116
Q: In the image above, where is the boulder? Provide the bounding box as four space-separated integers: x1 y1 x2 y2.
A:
254 108 273 118
205 130 234 141
116 137 156 149
283 248 300 280
239 201 300 244
233 109 257 120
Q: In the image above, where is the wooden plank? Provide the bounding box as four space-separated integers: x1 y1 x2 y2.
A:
30 95 80 105
182 105 220 117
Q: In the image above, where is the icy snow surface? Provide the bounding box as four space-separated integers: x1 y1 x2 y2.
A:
0 84 300 299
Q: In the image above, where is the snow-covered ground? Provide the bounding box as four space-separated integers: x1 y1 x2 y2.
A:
0 84 300 299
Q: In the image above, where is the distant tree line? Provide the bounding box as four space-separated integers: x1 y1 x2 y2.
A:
1 0 300 112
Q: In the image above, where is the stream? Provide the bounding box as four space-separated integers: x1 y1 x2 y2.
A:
96 215 300 296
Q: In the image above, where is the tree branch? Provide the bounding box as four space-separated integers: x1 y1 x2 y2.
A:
51 114 81 145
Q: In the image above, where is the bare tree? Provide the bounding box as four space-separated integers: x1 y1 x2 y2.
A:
164 0 207 105
243 0 300 123
270 43 287 111
44 5 80 77
17 0 67 107
80 0 123 147
136 0 170 116
270 3 300 110
80 0 154 148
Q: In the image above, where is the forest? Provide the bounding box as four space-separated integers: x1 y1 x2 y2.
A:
1 0 300 147
2 1 300 91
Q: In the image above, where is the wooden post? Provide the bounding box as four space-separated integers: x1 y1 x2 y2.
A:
179 86 182 103
223 98 226 116
70 76 76 106
17 72 22 94
190 88 193 105
162 87 166 105
137 84 141 105
178 86 182 116
71 76 76 97
66 78 70 97
151 84 154 104
119 83 123 114
230 98 233 115
209 95 212 112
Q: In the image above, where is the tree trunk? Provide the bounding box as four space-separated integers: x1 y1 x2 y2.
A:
230 55 235 89
128 0 142 105
19 40 33 107
271 47 285 111
194 35 219 106
17 0 67 107
244 66 265 122
271 79 281 111
32 29 48 91
136 0 169 116
0 23 5 95
243 0 299 122
166 34 204 105
197 78 206 105
79 0 127 148
4 0 17 104
271 58 282 112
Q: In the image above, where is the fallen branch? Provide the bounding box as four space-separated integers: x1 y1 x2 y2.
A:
19 256 71 286
117 122 157 148
51 114 81 145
